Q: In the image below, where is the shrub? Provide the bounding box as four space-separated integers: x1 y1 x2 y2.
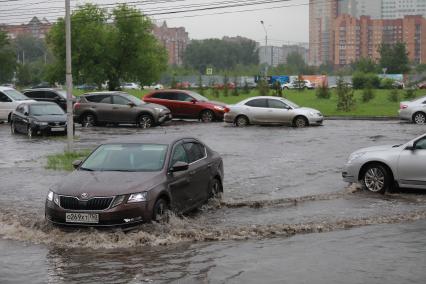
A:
352 72 380 89
210 85 219 98
232 79 239 96
388 89 399 102
243 80 250 94
336 78 356 111
380 78 395 89
316 84 331 99
362 84 375 102
272 81 282 96
223 74 229 97
257 79 270 96
404 89 416 100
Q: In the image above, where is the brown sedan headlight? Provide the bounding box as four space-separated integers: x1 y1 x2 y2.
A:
128 192 147 203
47 190 60 206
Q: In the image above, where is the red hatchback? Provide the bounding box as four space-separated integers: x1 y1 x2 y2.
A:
143 89 226 122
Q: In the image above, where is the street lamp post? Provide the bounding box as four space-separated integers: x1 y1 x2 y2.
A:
260 20 268 79
65 0 74 151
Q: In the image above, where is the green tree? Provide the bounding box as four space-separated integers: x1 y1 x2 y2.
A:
47 4 167 90
352 57 378 73
0 31 17 83
336 77 356 111
13 34 48 63
379 43 410 74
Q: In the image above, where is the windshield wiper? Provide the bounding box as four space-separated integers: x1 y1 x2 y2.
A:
80 167 94 171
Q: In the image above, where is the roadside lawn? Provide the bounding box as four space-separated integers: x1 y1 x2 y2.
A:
72 88 426 117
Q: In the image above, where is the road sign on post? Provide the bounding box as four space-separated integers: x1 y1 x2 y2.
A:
206 68 213 75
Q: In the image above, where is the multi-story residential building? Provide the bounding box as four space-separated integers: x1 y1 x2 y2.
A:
333 14 426 65
309 0 339 66
0 16 51 39
259 44 308 66
152 21 189 66
382 0 426 19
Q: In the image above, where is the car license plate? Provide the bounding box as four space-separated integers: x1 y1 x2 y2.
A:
51 127 65 132
65 213 99 224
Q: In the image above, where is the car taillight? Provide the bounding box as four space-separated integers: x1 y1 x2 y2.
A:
73 102 81 109
224 107 230 113
400 104 408 109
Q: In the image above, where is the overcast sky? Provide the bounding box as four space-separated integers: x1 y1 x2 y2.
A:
0 0 309 45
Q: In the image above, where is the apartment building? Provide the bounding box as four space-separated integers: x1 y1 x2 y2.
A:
0 17 51 39
152 21 189 66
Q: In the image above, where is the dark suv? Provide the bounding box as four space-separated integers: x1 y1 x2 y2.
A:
23 88 75 111
73 92 172 128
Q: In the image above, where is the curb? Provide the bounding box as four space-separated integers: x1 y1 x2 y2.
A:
325 116 400 121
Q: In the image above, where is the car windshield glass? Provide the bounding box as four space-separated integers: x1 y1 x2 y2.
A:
81 144 168 172
4 89 29 101
124 94 144 105
188 91 209 102
30 104 65 115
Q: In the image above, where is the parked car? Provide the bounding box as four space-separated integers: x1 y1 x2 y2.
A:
399 96 426 124
143 89 226 122
342 134 426 194
282 80 314 90
121 82 140 90
23 88 75 111
0 86 35 122
76 84 97 91
224 96 323 127
392 81 404 89
143 83 164 90
10 102 68 137
73 91 171 128
31 82 52 89
45 136 224 227
1 83 15 88
417 82 426 89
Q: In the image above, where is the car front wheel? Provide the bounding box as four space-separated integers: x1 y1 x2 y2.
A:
138 114 154 128
209 178 223 199
200 110 215 123
235 115 249 127
10 121 17 134
293 116 308 128
413 112 426 124
81 113 97 127
152 198 169 223
27 126 34 138
362 164 390 194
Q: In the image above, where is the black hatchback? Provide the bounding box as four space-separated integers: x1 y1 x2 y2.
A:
10 102 68 137
23 88 75 111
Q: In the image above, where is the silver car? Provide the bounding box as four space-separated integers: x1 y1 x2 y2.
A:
399 96 426 124
342 134 426 193
224 96 323 127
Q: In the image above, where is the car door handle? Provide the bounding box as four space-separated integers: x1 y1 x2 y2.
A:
189 170 196 176
207 163 212 168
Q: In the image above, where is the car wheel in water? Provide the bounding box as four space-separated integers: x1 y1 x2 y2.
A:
200 110 215 123
10 121 16 134
210 178 223 199
152 198 169 223
362 164 390 194
413 112 426 124
138 114 154 128
235 115 249 127
27 126 33 138
293 116 308 128
82 113 96 127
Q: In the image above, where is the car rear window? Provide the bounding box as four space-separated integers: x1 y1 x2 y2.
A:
85 95 111 103
245 99 267 108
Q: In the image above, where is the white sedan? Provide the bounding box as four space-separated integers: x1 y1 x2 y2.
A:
224 96 323 127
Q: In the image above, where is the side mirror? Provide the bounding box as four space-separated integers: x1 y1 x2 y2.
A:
127 102 136 107
191 99 197 104
72 159 82 169
170 161 189 172
24 112 29 116
405 144 415 151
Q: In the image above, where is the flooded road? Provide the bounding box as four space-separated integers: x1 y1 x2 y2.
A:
1 120 426 283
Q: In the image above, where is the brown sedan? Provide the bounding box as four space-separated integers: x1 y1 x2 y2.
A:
45 136 224 227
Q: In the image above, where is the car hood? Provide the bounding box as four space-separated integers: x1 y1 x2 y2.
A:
353 144 397 154
298 107 321 113
32 114 67 122
141 102 169 111
52 171 164 197
206 101 226 107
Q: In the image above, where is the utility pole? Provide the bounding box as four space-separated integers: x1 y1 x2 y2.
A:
260 20 268 79
65 0 74 151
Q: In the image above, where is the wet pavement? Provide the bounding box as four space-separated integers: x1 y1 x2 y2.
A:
1 120 426 283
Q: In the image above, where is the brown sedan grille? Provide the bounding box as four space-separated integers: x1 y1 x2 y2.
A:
59 196 113 210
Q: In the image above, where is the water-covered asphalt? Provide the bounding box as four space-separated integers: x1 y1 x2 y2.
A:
0 120 426 283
